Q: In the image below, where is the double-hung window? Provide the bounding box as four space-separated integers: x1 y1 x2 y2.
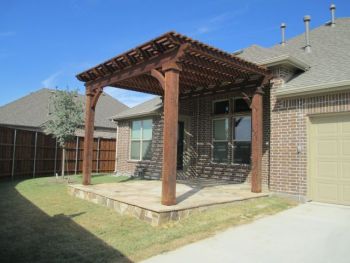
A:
212 98 252 164
130 119 153 160
212 118 229 163
232 116 251 164
232 98 251 164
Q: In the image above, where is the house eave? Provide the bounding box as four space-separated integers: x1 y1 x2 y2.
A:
258 55 310 71
112 110 160 121
275 80 350 98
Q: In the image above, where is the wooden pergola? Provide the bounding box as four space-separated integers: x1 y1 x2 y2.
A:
76 31 271 206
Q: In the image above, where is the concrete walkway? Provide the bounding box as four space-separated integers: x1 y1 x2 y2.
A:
143 203 350 263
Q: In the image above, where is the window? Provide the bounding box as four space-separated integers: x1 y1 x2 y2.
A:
212 118 229 163
234 98 250 113
213 100 229 114
233 116 251 164
130 119 153 160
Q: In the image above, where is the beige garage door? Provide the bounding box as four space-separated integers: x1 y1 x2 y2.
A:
309 114 350 205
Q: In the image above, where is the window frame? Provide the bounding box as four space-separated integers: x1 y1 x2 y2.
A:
232 97 252 164
211 117 229 163
129 118 153 161
212 99 231 116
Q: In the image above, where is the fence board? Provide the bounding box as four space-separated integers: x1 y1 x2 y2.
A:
0 126 116 179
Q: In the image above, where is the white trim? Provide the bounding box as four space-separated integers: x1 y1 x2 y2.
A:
212 117 229 163
129 118 153 161
276 81 350 98
258 54 310 71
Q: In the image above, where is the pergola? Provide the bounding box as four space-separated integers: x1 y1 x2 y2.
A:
76 31 271 206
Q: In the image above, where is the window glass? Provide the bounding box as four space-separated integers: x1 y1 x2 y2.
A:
213 119 228 140
234 98 250 113
130 119 153 160
234 116 251 141
131 121 141 140
142 141 152 160
233 141 251 164
213 142 228 163
233 116 251 164
142 119 153 140
130 141 141 160
213 100 229 114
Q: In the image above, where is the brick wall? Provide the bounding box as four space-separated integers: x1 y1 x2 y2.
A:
115 115 164 179
116 89 271 188
269 66 350 196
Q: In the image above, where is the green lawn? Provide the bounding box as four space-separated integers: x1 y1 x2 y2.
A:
0 174 297 262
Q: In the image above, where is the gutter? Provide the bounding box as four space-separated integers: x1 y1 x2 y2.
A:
257 54 310 71
275 80 350 98
110 108 162 121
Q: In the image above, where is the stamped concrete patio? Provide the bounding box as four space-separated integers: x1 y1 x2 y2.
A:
69 179 268 226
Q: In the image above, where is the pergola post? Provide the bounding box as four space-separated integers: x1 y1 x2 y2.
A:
161 62 181 206
251 87 264 193
83 86 102 185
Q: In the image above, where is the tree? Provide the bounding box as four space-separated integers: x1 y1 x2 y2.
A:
44 88 84 178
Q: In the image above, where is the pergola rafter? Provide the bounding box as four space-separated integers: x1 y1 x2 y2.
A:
76 31 272 206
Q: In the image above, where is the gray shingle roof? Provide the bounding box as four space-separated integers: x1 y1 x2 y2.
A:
112 96 162 120
0 88 128 129
238 18 350 95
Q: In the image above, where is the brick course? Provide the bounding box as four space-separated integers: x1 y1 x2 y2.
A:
116 89 271 189
116 67 350 199
269 66 350 196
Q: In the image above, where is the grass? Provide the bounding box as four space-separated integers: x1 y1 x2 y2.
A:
0 174 297 262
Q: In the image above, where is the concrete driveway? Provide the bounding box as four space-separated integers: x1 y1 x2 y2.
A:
143 202 350 263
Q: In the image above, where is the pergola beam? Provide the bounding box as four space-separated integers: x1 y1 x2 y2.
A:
86 46 187 89
82 86 103 185
77 31 272 206
161 62 181 205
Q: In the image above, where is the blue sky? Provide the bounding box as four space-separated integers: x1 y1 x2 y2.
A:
1 0 349 107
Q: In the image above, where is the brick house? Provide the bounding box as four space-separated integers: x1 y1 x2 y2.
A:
0 88 128 139
108 15 350 206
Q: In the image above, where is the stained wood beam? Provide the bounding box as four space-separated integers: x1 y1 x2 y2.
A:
186 47 268 76
161 62 181 206
86 45 188 89
150 69 165 89
251 87 264 193
82 86 100 185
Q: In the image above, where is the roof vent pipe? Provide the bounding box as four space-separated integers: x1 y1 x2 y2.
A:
280 23 286 46
330 4 336 27
303 15 311 53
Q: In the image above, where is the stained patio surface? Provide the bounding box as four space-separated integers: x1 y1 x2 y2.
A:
69 179 268 225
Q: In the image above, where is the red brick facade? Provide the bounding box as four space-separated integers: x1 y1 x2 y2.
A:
116 88 271 189
115 65 350 198
270 66 350 197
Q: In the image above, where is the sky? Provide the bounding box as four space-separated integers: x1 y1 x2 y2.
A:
1 0 349 107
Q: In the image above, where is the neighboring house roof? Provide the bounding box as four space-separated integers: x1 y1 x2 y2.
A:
238 18 350 96
0 88 128 129
112 96 162 121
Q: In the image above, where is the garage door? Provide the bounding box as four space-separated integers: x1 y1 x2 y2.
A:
309 114 350 205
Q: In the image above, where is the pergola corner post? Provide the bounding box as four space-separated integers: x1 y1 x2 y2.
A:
161 61 181 206
83 85 103 185
251 87 264 193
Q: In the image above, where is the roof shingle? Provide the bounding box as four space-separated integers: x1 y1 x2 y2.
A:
0 88 128 129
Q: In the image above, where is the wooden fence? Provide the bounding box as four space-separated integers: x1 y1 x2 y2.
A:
0 126 116 179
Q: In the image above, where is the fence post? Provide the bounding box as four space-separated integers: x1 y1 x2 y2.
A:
96 137 101 173
54 138 58 176
11 129 17 180
32 131 38 178
74 136 79 174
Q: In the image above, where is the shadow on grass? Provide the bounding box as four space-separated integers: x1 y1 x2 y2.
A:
0 179 132 263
